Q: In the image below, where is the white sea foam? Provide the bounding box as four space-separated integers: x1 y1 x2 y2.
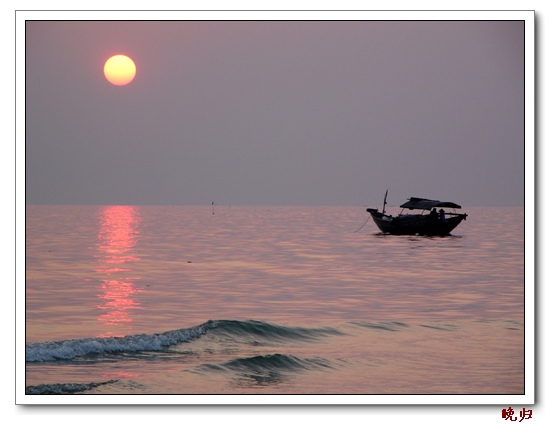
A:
26 321 215 362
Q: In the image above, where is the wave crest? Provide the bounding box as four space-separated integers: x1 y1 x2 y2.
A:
210 319 343 342
26 380 117 395
26 321 217 362
196 353 334 385
25 320 343 363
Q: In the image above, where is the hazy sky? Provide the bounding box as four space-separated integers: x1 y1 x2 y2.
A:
25 20 525 206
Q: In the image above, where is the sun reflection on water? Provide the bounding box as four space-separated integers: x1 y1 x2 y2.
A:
96 206 142 336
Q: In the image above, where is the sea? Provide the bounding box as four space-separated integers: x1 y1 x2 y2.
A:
22 205 527 402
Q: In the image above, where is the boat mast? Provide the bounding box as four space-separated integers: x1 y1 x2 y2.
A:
383 189 388 214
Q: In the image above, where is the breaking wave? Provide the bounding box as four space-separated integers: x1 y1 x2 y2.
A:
26 380 117 395
26 320 344 363
25 321 217 362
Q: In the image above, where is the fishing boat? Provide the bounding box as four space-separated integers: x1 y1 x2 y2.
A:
366 191 468 236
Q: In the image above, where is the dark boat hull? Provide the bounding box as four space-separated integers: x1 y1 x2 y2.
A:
368 211 467 236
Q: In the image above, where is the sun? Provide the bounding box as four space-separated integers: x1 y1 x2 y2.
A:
104 55 136 86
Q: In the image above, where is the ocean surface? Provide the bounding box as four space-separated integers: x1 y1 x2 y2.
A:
24 205 525 398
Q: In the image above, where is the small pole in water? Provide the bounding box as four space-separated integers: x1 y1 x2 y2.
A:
212 201 215 215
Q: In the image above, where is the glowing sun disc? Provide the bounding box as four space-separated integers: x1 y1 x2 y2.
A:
104 55 136 86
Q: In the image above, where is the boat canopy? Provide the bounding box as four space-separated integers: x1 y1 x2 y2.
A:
400 197 462 211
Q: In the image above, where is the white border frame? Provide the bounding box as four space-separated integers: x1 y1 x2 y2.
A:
15 9 535 406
